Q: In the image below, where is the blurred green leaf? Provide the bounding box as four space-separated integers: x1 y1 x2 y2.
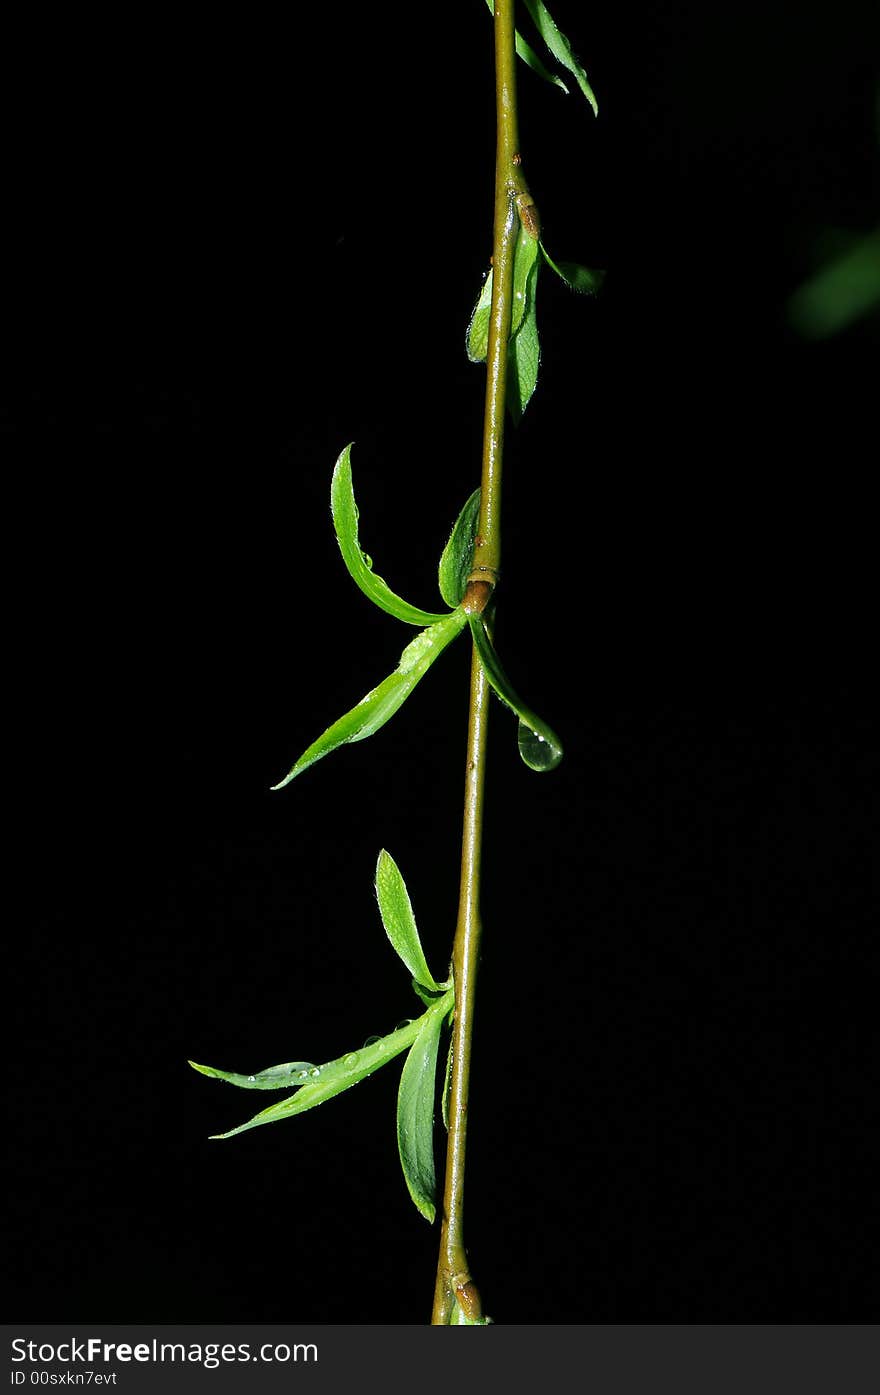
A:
191 991 454 1140
469 616 563 771
540 243 605 294
332 444 450 626
788 229 880 339
522 0 598 115
271 608 468 788
397 1002 447 1221
376 849 445 991
438 488 481 607
484 0 569 92
450 1301 494 1325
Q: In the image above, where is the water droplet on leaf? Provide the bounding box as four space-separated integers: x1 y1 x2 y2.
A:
517 719 563 772
344 1052 359 1068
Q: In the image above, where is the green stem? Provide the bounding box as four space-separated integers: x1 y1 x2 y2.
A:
466 0 522 608
431 0 520 1326
431 646 491 1324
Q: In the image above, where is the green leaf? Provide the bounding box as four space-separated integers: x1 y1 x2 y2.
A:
506 255 541 421
540 243 606 295
438 488 481 608
441 1032 454 1131
511 221 540 331
522 0 598 115
375 849 444 992
450 1301 494 1325
468 616 563 771
191 991 454 1140
331 444 450 626
397 1003 446 1221
271 608 468 787
788 229 880 339
466 224 541 365
187 1059 318 1090
484 0 569 93
466 267 493 364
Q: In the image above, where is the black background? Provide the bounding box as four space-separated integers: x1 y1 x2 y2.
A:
4 3 878 1323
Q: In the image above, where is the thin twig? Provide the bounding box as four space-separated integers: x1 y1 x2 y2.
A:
431 0 522 1325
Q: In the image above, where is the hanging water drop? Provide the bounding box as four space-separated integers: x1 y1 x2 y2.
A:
517 718 563 772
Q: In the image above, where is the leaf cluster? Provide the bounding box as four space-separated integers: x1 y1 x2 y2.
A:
191 851 453 1221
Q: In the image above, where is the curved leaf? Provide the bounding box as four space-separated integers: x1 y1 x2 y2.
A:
540 243 606 295
192 991 454 1140
188 1059 317 1091
397 1003 447 1221
376 850 444 991
522 0 598 115
469 616 563 771
271 608 468 788
438 488 481 608
332 445 450 626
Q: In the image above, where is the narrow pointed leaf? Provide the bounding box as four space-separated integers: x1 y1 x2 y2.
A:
332 444 449 626
192 992 454 1139
271 608 468 787
188 1059 317 1090
522 0 598 115
469 616 563 771
397 1003 446 1221
376 849 443 991
438 488 481 608
540 243 606 295
484 0 569 92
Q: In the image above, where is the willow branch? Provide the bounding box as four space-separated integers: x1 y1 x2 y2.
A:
431 0 522 1325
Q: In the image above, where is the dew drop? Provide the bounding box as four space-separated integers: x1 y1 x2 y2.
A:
363 1034 381 1048
247 1075 256 1082
309 1067 321 1078
395 1019 414 1032
517 719 563 772
344 1052 359 1069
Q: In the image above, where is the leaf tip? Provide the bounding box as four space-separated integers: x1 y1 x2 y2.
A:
269 765 299 792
